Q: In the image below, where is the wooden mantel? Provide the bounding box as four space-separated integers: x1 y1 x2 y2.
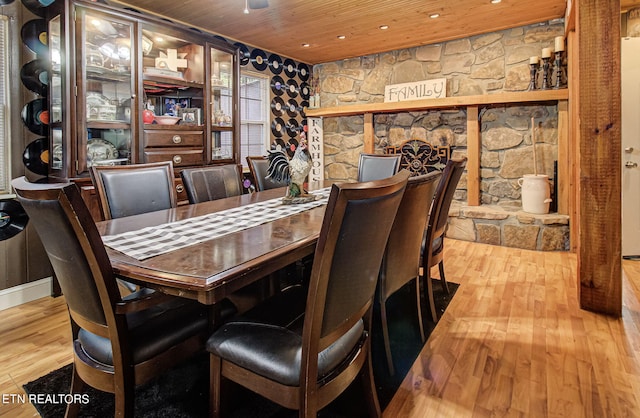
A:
306 89 570 214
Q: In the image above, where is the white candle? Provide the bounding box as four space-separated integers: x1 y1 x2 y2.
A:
554 36 565 52
530 56 539 64
541 48 552 58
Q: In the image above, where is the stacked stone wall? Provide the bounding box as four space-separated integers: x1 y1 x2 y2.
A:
315 20 569 250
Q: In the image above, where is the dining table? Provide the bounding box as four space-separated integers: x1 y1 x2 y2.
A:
96 182 331 306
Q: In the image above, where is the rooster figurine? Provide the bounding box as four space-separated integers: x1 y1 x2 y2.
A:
267 135 315 203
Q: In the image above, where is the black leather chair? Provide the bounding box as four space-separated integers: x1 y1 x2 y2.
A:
206 170 410 417
90 161 177 220
11 177 209 417
378 171 441 375
421 157 467 321
357 153 402 182
180 164 244 204
246 155 289 191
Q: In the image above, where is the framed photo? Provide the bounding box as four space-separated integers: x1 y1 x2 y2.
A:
178 107 202 125
163 97 191 116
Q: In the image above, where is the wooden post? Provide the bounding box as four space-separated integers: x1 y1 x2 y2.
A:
576 0 622 316
466 105 480 206
363 112 374 153
557 100 569 215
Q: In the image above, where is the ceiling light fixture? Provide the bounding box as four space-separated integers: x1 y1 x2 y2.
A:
302 43 310 47
379 25 389 30
429 13 440 18
491 0 502 3
337 35 346 40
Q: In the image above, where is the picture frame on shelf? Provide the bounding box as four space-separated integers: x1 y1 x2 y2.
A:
163 97 190 116
178 107 202 125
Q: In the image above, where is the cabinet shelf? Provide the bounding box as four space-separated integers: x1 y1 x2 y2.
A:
87 121 131 130
143 75 204 90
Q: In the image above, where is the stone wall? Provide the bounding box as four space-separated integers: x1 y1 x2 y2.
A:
314 20 569 250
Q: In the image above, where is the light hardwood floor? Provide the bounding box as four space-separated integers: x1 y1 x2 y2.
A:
1 239 639 417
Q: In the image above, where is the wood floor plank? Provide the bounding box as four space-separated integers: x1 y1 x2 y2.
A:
2 240 640 417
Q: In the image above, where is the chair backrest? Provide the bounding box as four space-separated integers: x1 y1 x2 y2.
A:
379 171 441 300
385 139 451 176
11 177 119 336
428 158 467 240
357 153 401 182
246 156 289 191
303 170 409 353
90 161 177 220
180 164 243 204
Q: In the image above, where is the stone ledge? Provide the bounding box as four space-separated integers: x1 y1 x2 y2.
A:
446 203 570 251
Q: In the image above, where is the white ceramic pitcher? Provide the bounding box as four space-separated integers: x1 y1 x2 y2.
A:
517 174 552 214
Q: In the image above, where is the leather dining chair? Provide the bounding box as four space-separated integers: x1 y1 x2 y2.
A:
90 161 177 220
246 155 289 191
90 161 179 294
378 171 441 375
180 164 243 204
11 177 209 417
421 157 467 321
357 153 402 182
206 170 410 418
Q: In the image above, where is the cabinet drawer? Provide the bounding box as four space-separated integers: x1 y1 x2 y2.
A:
143 130 204 147
143 148 204 166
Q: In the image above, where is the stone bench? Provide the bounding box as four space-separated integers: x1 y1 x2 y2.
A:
445 202 570 251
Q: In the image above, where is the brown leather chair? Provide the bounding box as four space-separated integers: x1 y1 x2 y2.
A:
206 170 410 418
378 171 441 375
180 164 243 204
90 161 177 221
421 157 467 321
246 155 288 191
357 153 402 182
11 177 208 417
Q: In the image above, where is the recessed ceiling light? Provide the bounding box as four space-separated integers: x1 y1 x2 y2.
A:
337 35 346 40
301 43 310 47
379 25 389 30
491 0 502 3
429 13 440 18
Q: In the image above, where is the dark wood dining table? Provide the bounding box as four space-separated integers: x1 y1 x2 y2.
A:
96 183 329 305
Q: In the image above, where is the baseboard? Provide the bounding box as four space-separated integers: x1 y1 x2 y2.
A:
0 277 52 311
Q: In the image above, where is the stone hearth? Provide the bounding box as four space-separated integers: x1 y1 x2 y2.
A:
446 203 569 251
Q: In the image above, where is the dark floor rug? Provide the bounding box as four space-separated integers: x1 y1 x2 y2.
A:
23 279 457 417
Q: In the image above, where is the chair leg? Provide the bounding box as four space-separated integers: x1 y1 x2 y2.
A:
113 374 135 417
414 278 426 342
438 261 450 295
210 354 222 418
64 365 85 418
380 299 395 375
360 340 382 418
423 271 439 323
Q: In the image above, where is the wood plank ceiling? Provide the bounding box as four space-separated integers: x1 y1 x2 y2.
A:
112 0 640 64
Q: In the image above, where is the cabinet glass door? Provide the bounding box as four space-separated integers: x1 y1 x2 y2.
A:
49 15 63 172
77 9 134 174
210 47 234 160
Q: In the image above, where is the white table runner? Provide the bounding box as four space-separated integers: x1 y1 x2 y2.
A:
102 188 331 260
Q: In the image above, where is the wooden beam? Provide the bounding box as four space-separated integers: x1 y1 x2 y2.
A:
568 30 579 253
557 100 569 215
363 112 374 153
577 0 622 316
466 106 480 206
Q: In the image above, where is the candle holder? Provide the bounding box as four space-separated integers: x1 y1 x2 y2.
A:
541 56 551 90
527 62 538 91
553 51 565 89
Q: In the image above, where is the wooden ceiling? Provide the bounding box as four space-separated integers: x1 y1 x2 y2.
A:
111 0 640 65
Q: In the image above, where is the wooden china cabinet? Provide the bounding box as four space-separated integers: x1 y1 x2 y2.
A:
46 0 239 219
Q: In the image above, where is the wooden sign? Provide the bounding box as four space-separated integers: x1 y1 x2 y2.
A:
384 78 447 103
307 117 324 182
